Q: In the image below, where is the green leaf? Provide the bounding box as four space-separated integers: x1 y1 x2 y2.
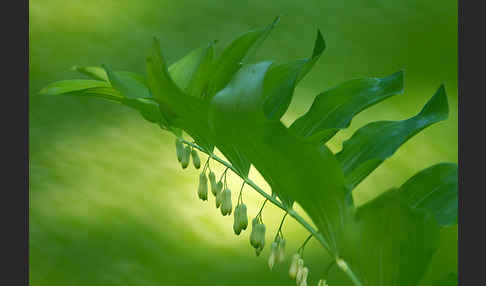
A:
289 71 404 143
340 189 440 286
168 42 214 98
206 17 279 98
121 98 169 128
398 163 458 226
71 65 109 81
262 30 326 121
336 85 449 191
103 64 151 99
38 79 111 96
434 273 457 286
209 62 349 252
146 37 215 152
72 65 148 86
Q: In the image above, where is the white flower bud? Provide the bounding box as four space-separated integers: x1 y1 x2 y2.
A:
289 253 301 279
297 266 308 286
317 279 328 286
191 149 201 169
295 259 305 285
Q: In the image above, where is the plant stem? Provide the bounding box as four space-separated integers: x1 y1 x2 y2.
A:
180 139 362 286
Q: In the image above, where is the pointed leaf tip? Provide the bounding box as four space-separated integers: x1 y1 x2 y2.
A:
312 29 326 58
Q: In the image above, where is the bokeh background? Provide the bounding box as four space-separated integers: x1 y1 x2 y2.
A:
29 0 458 285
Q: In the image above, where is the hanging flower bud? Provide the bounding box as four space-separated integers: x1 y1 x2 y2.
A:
250 218 260 248
297 267 308 286
289 253 301 279
175 139 183 162
233 203 248 235
191 149 201 169
255 223 266 256
317 279 328 286
295 259 305 284
209 172 218 196
181 146 190 169
277 238 286 262
197 172 208 201
268 241 278 270
215 190 223 208
220 188 232 216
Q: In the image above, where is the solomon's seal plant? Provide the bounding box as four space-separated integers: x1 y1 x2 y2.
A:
39 17 458 286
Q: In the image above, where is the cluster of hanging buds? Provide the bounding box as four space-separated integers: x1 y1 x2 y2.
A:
289 253 308 286
175 138 201 170
174 138 328 286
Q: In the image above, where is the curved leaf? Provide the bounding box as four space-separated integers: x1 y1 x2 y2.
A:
210 62 349 252
336 85 449 191
341 189 440 286
38 79 110 96
71 65 109 81
147 37 214 152
289 71 404 143
168 42 214 98
103 64 151 99
398 163 458 226
206 17 279 98
262 30 326 121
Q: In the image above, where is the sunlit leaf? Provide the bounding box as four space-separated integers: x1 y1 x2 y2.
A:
336 85 449 191
398 163 458 226
289 71 404 142
38 79 111 96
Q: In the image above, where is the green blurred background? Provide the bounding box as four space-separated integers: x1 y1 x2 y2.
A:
29 0 458 285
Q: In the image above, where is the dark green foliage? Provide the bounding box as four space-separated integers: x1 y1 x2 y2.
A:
39 19 457 286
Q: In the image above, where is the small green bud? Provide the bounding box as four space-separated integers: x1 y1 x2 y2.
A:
268 241 278 270
197 172 208 201
277 238 286 262
289 253 301 279
209 172 219 196
175 139 183 162
220 188 232 216
317 279 328 286
191 149 201 169
250 218 260 247
250 218 266 255
215 183 224 208
233 203 248 235
181 146 191 169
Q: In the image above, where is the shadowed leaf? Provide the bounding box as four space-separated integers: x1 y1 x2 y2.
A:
336 85 449 191
290 71 404 143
